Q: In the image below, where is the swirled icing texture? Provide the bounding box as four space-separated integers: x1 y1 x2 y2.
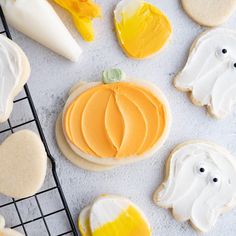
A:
114 0 172 59
175 28 236 119
64 82 167 158
156 141 236 232
0 35 22 120
78 195 151 236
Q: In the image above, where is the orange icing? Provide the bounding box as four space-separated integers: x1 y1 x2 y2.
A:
64 82 167 158
53 0 101 41
114 0 172 59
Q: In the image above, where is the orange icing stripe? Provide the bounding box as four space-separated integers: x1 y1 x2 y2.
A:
64 82 167 158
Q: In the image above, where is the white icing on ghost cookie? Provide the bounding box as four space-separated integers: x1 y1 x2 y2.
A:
182 0 236 27
0 215 24 236
0 35 30 123
175 28 236 119
154 141 236 232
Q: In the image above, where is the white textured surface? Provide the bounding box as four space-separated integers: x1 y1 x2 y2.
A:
2 0 236 235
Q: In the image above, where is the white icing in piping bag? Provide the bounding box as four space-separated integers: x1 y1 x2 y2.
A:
0 0 82 61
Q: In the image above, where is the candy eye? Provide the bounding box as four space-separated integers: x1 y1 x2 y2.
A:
199 167 205 173
216 48 228 59
210 177 220 184
222 48 227 54
195 163 207 175
209 172 221 185
229 62 236 70
213 178 218 183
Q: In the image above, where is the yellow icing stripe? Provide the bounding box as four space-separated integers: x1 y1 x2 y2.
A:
92 206 151 236
64 82 167 158
115 0 172 59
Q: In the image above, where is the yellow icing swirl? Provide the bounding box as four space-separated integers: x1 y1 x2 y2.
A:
115 0 172 59
64 82 167 158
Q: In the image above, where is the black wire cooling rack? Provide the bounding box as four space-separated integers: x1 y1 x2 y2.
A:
0 7 78 236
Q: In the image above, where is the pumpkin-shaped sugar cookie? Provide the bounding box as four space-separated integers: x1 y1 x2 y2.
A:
56 69 171 170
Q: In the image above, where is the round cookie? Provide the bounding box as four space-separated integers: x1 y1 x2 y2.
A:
181 0 236 27
153 140 236 232
78 195 151 236
114 0 172 59
56 69 171 170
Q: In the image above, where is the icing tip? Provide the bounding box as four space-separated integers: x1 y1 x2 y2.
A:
102 68 126 84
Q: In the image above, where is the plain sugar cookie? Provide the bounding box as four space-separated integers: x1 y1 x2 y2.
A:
174 28 236 119
182 0 236 27
153 140 236 232
56 69 171 170
0 130 47 199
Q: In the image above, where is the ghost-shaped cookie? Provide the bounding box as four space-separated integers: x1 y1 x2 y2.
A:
0 215 24 236
182 0 236 27
0 34 30 123
175 28 236 119
153 141 236 232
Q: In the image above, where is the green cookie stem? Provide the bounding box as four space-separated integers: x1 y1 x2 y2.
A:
102 69 126 84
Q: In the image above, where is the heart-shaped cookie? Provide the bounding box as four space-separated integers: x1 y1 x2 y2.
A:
182 0 236 27
0 130 47 199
